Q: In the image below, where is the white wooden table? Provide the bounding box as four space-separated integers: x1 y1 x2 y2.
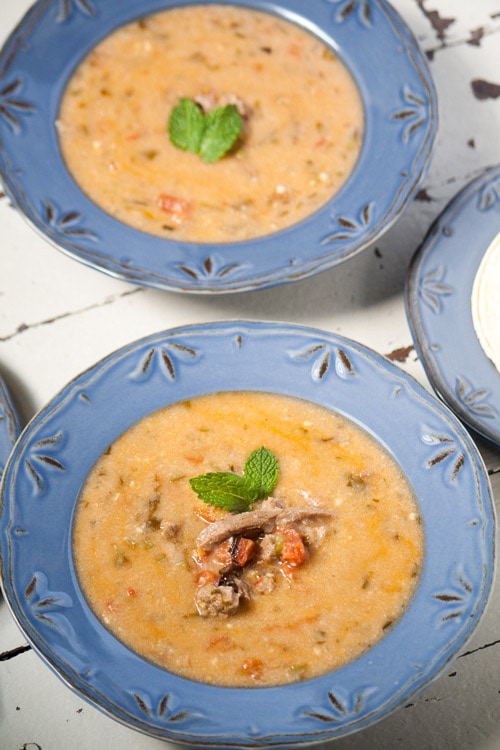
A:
1 1 499 748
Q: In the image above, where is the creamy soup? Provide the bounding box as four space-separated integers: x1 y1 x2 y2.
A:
57 5 364 242
73 391 423 687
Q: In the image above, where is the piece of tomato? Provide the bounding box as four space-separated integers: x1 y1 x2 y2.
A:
194 569 217 587
158 193 190 222
241 657 264 681
233 537 256 567
280 527 308 567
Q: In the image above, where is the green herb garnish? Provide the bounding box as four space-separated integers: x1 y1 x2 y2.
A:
189 446 279 513
168 98 243 163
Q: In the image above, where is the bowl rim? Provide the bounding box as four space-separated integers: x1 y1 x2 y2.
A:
0 320 494 747
0 373 20 477
0 0 438 293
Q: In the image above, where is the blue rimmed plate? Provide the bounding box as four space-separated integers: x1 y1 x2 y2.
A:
0 321 494 747
0 0 437 294
0 374 20 479
406 165 500 447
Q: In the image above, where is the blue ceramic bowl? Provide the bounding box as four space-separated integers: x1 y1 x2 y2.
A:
0 374 20 478
406 165 500 447
0 0 437 294
0 321 494 748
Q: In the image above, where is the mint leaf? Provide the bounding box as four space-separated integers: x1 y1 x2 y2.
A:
189 447 279 513
168 97 205 153
243 447 279 499
189 472 257 513
198 104 242 163
167 99 243 163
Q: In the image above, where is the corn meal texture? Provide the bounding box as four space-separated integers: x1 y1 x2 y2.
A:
57 5 364 242
73 392 423 687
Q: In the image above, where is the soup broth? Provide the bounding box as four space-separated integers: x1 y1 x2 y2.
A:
57 5 364 242
73 391 423 687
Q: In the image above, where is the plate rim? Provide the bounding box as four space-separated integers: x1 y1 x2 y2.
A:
405 163 500 447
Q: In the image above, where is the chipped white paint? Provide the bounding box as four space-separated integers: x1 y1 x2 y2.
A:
0 1 499 749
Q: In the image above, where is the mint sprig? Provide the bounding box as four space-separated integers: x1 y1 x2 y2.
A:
189 447 279 513
168 98 242 163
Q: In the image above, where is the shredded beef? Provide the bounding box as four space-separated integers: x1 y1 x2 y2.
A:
195 497 333 550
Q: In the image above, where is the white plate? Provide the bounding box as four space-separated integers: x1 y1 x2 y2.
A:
406 165 500 446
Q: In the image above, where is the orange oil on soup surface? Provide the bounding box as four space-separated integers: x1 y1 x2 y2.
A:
57 4 364 242
73 391 423 687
